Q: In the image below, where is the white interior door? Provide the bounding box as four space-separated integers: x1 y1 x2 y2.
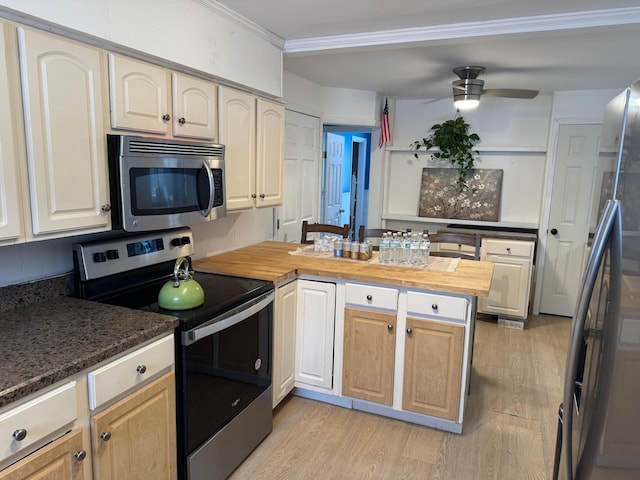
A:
275 110 321 242
540 124 601 316
323 132 344 226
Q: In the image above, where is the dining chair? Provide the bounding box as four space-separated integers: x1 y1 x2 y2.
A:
300 221 350 244
358 226 405 249
428 232 481 260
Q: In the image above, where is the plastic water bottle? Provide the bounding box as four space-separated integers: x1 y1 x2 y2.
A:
410 233 421 265
420 233 431 266
389 233 400 264
379 233 390 263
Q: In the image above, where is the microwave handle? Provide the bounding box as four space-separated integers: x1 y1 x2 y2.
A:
201 161 215 217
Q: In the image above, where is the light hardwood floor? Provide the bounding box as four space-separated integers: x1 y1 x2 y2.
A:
230 314 571 480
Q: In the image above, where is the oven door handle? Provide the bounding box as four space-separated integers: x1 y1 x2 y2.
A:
201 160 215 217
181 291 274 346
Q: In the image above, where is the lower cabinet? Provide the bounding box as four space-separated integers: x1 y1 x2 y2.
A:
273 280 297 407
342 307 396 405
402 317 464 421
0 428 86 480
295 280 336 390
90 372 176 480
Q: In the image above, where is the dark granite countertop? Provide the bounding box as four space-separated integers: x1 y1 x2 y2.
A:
0 291 178 408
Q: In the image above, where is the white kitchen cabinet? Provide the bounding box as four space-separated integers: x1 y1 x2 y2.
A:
108 53 217 140
478 239 535 319
17 26 111 238
0 21 24 245
218 86 284 211
295 279 336 390
273 280 297 407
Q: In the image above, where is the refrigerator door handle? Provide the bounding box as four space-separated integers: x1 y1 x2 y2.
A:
561 199 619 480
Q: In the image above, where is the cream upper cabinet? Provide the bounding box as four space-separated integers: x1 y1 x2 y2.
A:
0 21 24 245
478 239 534 319
109 54 217 140
17 26 110 237
273 280 297 408
218 86 284 211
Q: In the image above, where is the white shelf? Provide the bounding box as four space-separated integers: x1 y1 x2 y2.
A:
381 214 539 230
386 146 546 154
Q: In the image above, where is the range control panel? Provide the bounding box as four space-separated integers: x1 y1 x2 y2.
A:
73 228 194 281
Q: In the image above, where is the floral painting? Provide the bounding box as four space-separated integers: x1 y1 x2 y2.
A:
418 168 503 221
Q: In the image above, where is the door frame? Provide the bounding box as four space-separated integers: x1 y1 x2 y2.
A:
534 117 603 315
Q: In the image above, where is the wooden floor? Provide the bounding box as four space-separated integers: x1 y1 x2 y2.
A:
229 314 571 480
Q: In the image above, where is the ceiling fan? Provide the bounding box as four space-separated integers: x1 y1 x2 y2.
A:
452 66 539 110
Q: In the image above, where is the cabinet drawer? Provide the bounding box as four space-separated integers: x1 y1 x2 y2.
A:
438 242 476 254
407 291 468 320
482 239 534 258
88 334 174 410
345 283 398 311
0 381 77 463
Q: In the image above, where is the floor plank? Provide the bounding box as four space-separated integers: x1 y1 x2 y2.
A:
229 314 571 480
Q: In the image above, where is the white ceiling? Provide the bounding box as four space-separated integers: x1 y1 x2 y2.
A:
216 0 640 100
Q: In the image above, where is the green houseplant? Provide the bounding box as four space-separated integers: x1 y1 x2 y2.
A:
411 115 481 189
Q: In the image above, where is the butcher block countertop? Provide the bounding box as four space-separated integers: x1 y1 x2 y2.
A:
194 241 494 297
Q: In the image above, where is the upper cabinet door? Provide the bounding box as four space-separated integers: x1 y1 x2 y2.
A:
172 73 217 140
218 86 256 211
108 53 170 134
17 27 110 236
0 22 24 244
256 98 284 208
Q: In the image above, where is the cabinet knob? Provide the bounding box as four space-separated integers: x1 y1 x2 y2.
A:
406 328 413 335
431 303 438 310
550 228 558 235
162 114 170 121
178 117 186 125
101 204 111 213
387 324 393 332
136 365 147 374
251 194 257 199
366 294 373 301
506 247 511 252
259 193 266 199
12 429 27 441
74 450 87 461
100 431 112 441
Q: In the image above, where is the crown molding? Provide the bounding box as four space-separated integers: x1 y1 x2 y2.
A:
284 7 640 53
193 0 285 48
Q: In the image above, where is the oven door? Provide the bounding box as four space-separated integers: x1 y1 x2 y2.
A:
178 290 273 478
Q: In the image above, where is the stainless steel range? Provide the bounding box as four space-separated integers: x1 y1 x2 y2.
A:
73 228 274 480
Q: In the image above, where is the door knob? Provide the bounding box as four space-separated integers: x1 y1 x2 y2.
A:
550 228 558 235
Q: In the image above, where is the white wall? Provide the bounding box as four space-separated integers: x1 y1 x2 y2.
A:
0 0 283 96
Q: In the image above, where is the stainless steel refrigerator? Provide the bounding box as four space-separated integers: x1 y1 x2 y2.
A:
554 81 640 479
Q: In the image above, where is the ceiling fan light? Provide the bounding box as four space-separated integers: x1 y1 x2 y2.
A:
452 78 483 110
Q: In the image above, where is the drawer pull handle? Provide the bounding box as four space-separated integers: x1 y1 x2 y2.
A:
432 304 438 310
178 117 186 125
406 328 413 335
162 113 170 121
74 450 87 461
12 429 27 441
366 295 373 301
136 365 147 374
387 324 393 332
100 431 112 442
506 247 511 252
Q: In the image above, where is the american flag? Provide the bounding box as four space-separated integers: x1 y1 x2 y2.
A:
378 98 391 148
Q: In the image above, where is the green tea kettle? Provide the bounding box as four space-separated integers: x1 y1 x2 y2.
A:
157 257 205 310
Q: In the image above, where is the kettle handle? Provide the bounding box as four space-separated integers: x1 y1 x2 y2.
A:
173 257 192 286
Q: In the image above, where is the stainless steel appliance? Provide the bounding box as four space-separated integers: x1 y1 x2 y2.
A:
73 228 273 480
107 135 226 232
554 81 640 479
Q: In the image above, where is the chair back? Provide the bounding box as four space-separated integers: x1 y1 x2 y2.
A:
429 232 481 260
358 226 405 249
301 221 350 244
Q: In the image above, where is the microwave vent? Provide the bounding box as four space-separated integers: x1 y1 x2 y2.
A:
126 138 224 157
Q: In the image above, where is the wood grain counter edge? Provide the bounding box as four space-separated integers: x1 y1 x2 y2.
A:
194 241 493 297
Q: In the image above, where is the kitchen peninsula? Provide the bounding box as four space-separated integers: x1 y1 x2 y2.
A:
194 241 493 434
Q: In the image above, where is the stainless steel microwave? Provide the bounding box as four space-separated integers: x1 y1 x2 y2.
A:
107 135 226 232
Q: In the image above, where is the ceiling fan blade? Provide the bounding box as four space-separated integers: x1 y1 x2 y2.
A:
483 88 539 99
